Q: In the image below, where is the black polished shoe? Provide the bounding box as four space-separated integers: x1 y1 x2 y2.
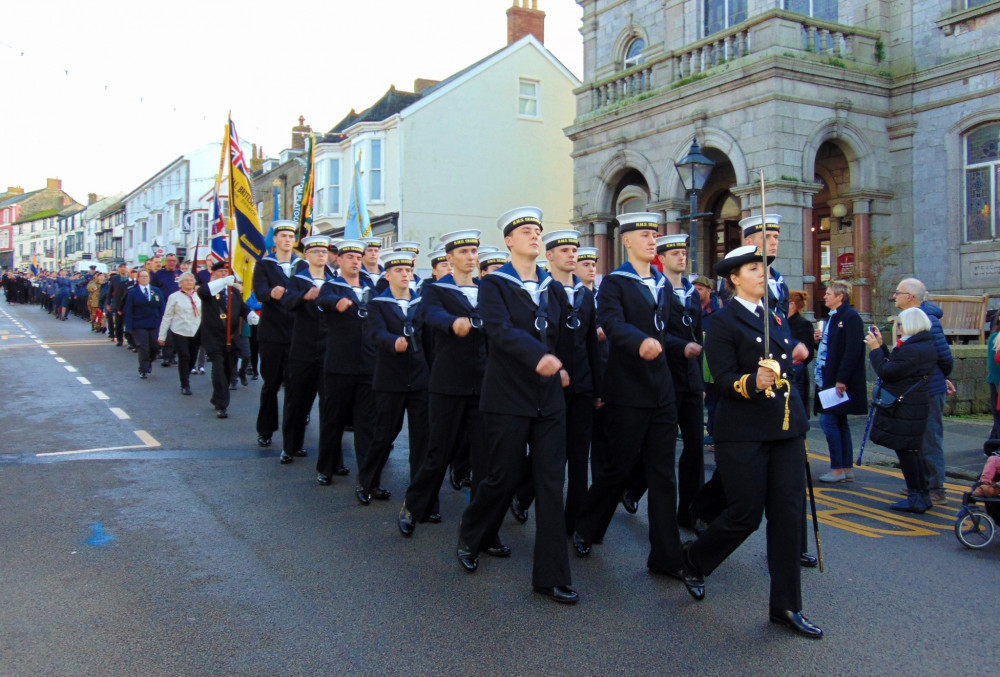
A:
510 497 529 524
426 512 442 523
681 542 705 601
371 486 392 500
317 474 332 486
139 372 148 379
215 408 228 419
240 375 248 386
621 490 639 514
333 466 350 476
161 360 171 368
449 469 463 491
533 585 579 605
293 449 307 458
456 544 478 573
180 386 192 396
256 435 271 447
769 610 824 639
486 541 511 558
572 532 591 558
398 505 415 537
355 486 372 505
800 553 819 568
279 451 293 464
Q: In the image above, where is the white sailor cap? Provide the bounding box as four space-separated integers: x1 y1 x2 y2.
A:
617 212 663 233
739 214 782 239
362 236 383 249
479 250 509 267
429 246 449 266
714 245 775 278
577 247 599 261
656 233 689 253
393 241 420 254
379 249 417 269
478 246 499 254
542 229 580 250
300 234 332 251
270 220 297 235
337 239 365 256
536 257 550 271
497 206 543 236
440 229 482 252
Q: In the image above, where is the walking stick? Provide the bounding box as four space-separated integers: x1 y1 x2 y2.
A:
804 440 824 573
856 395 877 466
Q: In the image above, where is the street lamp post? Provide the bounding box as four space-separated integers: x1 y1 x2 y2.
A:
674 138 716 276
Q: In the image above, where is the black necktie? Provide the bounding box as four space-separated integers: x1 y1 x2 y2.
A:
755 306 764 320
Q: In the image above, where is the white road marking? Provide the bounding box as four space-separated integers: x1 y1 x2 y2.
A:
64 366 77 372
133 430 160 446
92 391 109 400
76 377 91 385
109 408 130 420
37 444 150 457
47 350 57 355
54 357 66 363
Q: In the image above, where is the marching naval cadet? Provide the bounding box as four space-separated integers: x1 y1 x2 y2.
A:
477 248 509 275
374 242 422 294
455 206 577 605
252 221 302 447
360 236 384 286
575 247 612 479
571 213 685 585
742 215 788 316
428 246 452 281
398 230 487 535
622 234 705 529
278 235 335 464
197 262 259 418
510 230 602 536
681 245 821 639
356 249 429 504
314 239 377 485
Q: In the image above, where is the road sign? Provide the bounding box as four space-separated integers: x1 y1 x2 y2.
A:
182 211 193 234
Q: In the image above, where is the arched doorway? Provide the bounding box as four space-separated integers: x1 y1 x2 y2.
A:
811 140 851 318
609 169 649 271
698 149 739 278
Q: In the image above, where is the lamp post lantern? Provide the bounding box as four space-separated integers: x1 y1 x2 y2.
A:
674 138 715 276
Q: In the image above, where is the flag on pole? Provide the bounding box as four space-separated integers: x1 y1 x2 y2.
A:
30 253 39 275
296 135 314 245
345 152 371 239
209 127 229 265
227 116 267 300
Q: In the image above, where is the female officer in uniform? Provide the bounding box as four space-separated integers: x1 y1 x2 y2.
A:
682 245 822 639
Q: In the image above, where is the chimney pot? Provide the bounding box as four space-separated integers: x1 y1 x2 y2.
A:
507 0 545 45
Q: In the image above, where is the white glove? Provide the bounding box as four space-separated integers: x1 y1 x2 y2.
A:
207 275 236 295
247 311 260 326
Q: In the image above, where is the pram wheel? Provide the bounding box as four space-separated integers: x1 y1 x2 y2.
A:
955 509 996 549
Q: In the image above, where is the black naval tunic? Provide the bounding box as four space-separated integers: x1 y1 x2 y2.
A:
197 282 251 412
315 274 377 478
574 262 683 573
280 267 334 457
357 289 430 494
403 275 487 522
686 298 809 614
252 254 301 440
457 263 571 589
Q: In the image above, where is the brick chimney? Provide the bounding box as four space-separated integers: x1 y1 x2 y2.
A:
88 193 98 205
6 186 24 196
507 0 544 45
46 178 62 190
292 115 312 150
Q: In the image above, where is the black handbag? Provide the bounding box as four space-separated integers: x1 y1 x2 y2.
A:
871 375 927 411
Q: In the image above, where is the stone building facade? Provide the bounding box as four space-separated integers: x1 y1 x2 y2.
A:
567 0 1000 317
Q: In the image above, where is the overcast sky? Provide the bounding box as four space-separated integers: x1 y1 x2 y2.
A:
1 0 583 203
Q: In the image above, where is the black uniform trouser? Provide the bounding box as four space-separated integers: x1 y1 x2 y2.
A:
687 436 806 613
281 359 322 455
405 393 483 522
358 389 429 492
514 391 594 535
458 410 571 589
169 331 196 388
113 312 126 344
161 331 175 362
256 341 290 437
575 403 683 572
317 373 375 477
132 327 158 374
207 348 237 410
625 391 705 527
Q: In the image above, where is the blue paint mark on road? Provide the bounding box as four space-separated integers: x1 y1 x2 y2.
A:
86 522 113 546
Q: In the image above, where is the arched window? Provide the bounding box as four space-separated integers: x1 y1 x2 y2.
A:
965 122 1000 241
624 38 646 69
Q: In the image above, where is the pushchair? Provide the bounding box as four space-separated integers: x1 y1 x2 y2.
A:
954 439 1000 550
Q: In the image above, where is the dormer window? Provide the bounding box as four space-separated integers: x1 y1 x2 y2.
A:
624 38 646 69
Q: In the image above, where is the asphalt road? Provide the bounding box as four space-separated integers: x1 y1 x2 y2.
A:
1 302 998 676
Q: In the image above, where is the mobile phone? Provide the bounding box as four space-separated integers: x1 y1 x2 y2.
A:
869 325 878 333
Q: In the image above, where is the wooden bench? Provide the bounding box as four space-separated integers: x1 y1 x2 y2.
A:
927 294 989 344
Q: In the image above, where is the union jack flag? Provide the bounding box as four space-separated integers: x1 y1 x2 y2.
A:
209 190 228 264
229 121 248 176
